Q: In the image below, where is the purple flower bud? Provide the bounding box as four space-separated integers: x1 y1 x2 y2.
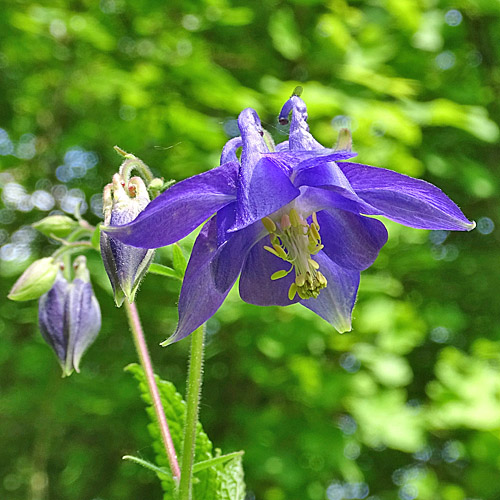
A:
38 256 101 377
100 173 154 306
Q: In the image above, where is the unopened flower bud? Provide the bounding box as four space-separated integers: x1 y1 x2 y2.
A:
32 215 79 238
38 256 101 377
100 173 154 306
8 257 59 301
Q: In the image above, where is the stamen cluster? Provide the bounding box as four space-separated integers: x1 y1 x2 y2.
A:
262 209 327 301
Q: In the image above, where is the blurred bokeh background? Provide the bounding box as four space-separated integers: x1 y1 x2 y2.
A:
1 0 499 499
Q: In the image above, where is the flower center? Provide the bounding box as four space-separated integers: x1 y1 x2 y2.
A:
262 209 327 301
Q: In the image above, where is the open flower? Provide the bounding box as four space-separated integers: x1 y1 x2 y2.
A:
104 98 474 345
38 256 101 376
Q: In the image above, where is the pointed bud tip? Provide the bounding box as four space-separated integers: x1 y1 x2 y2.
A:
114 145 128 157
61 367 74 378
160 327 186 346
160 338 173 347
100 224 130 236
337 322 352 334
114 294 125 307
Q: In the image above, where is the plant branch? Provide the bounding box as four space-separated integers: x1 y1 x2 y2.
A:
178 325 205 500
52 241 93 259
124 300 181 482
117 151 154 184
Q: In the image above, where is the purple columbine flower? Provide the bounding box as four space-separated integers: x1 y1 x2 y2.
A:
100 172 155 306
104 97 474 345
38 256 101 376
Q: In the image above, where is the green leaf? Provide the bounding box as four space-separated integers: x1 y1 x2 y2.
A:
91 223 101 250
122 455 170 480
268 8 302 60
172 243 187 278
126 363 227 500
216 455 246 500
149 263 182 281
193 451 244 473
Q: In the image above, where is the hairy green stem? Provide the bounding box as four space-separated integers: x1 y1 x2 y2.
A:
124 300 181 481
119 155 154 184
52 241 93 259
66 226 94 243
178 325 205 500
62 253 71 282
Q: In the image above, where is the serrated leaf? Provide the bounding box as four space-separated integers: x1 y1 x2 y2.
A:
125 363 221 500
217 456 246 500
193 451 244 473
149 263 182 280
172 243 187 278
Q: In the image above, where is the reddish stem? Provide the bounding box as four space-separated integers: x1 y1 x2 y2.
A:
125 300 181 481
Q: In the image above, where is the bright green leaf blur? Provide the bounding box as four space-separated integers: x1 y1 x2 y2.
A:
1 1 499 499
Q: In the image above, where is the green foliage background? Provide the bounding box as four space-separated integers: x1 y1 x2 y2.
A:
1 0 499 499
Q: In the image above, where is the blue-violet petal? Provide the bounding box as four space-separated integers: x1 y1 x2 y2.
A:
299 251 360 333
104 160 240 248
339 162 475 231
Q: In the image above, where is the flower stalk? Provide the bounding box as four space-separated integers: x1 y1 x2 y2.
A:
178 324 205 500
52 241 94 260
123 300 181 481
114 146 154 185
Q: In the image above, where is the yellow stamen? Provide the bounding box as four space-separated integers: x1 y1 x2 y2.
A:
317 272 327 286
295 274 305 287
312 212 319 228
260 209 327 300
308 258 320 270
262 217 276 233
289 208 300 227
271 269 289 280
310 223 320 242
272 244 288 260
264 245 279 257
